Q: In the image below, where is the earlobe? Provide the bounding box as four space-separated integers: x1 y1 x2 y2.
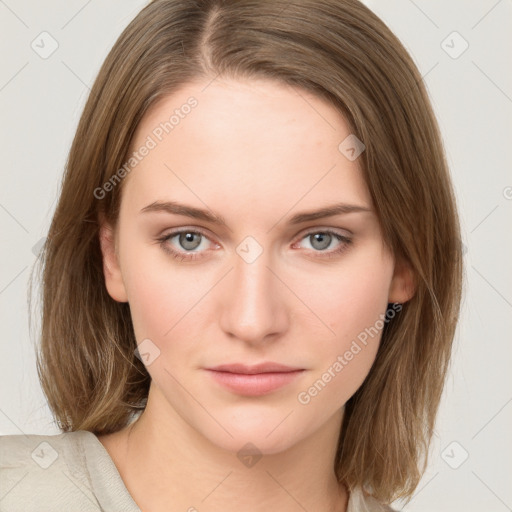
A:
98 221 128 303
388 258 416 304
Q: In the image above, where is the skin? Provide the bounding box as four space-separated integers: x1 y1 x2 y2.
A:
97 77 415 512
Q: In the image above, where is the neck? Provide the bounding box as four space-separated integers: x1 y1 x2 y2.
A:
99 385 348 512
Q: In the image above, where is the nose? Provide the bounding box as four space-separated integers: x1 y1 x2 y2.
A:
218 246 289 346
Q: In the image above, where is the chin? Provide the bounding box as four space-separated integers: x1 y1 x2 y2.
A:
195 410 308 456
210 429 301 458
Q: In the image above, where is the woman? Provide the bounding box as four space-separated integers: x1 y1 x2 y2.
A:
0 1 463 510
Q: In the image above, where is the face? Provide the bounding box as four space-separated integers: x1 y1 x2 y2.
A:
100 77 413 455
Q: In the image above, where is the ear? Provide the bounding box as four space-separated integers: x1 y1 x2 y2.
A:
388 257 416 304
98 219 128 303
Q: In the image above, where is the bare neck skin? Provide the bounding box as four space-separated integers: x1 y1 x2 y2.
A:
98 383 348 512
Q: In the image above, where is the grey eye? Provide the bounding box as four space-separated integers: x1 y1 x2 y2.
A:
308 232 333 251
177 232 202 251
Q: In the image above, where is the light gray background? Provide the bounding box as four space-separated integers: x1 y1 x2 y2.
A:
1 1 511 510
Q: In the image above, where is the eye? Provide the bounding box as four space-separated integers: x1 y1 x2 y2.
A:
157 229 216 261
157 228 353 262
293 229 353 258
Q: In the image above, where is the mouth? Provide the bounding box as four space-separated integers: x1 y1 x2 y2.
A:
206 362 304 374
204 362 306 396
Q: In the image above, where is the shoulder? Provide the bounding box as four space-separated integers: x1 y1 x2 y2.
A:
0 430 102 512
347 486 398 512
0 430 94 473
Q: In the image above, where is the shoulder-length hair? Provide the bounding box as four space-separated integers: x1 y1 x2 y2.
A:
32 0 464 504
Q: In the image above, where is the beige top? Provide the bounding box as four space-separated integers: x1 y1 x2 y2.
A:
0 430 395 511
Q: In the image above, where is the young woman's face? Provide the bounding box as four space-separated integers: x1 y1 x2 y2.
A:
101 78 412 454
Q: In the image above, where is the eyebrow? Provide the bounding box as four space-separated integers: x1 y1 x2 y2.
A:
140 200 372 226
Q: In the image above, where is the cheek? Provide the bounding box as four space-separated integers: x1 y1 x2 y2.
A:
118 235 203 342
125 269 205 344
122 263 208 382
295 251 393 343
293 254 393 404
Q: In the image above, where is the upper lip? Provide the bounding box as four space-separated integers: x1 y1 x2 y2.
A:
206 362 303 374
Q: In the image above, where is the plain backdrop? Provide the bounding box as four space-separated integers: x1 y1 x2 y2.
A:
1 1 511 510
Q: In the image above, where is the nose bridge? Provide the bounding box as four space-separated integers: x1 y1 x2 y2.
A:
219 239 287 342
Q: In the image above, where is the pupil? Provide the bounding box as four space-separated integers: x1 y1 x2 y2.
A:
180 232 200 250
313 233 330 250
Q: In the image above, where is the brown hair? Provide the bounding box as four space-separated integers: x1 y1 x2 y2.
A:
32 0 464 504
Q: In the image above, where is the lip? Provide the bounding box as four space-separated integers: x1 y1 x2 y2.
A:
205 362 305 396
207 362 303 374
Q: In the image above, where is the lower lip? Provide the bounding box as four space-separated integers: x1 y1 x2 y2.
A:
205 370 305 396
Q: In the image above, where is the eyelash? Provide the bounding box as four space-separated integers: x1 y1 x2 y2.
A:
156 228 353 262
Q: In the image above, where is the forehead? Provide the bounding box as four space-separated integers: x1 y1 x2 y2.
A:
122 78 373 215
